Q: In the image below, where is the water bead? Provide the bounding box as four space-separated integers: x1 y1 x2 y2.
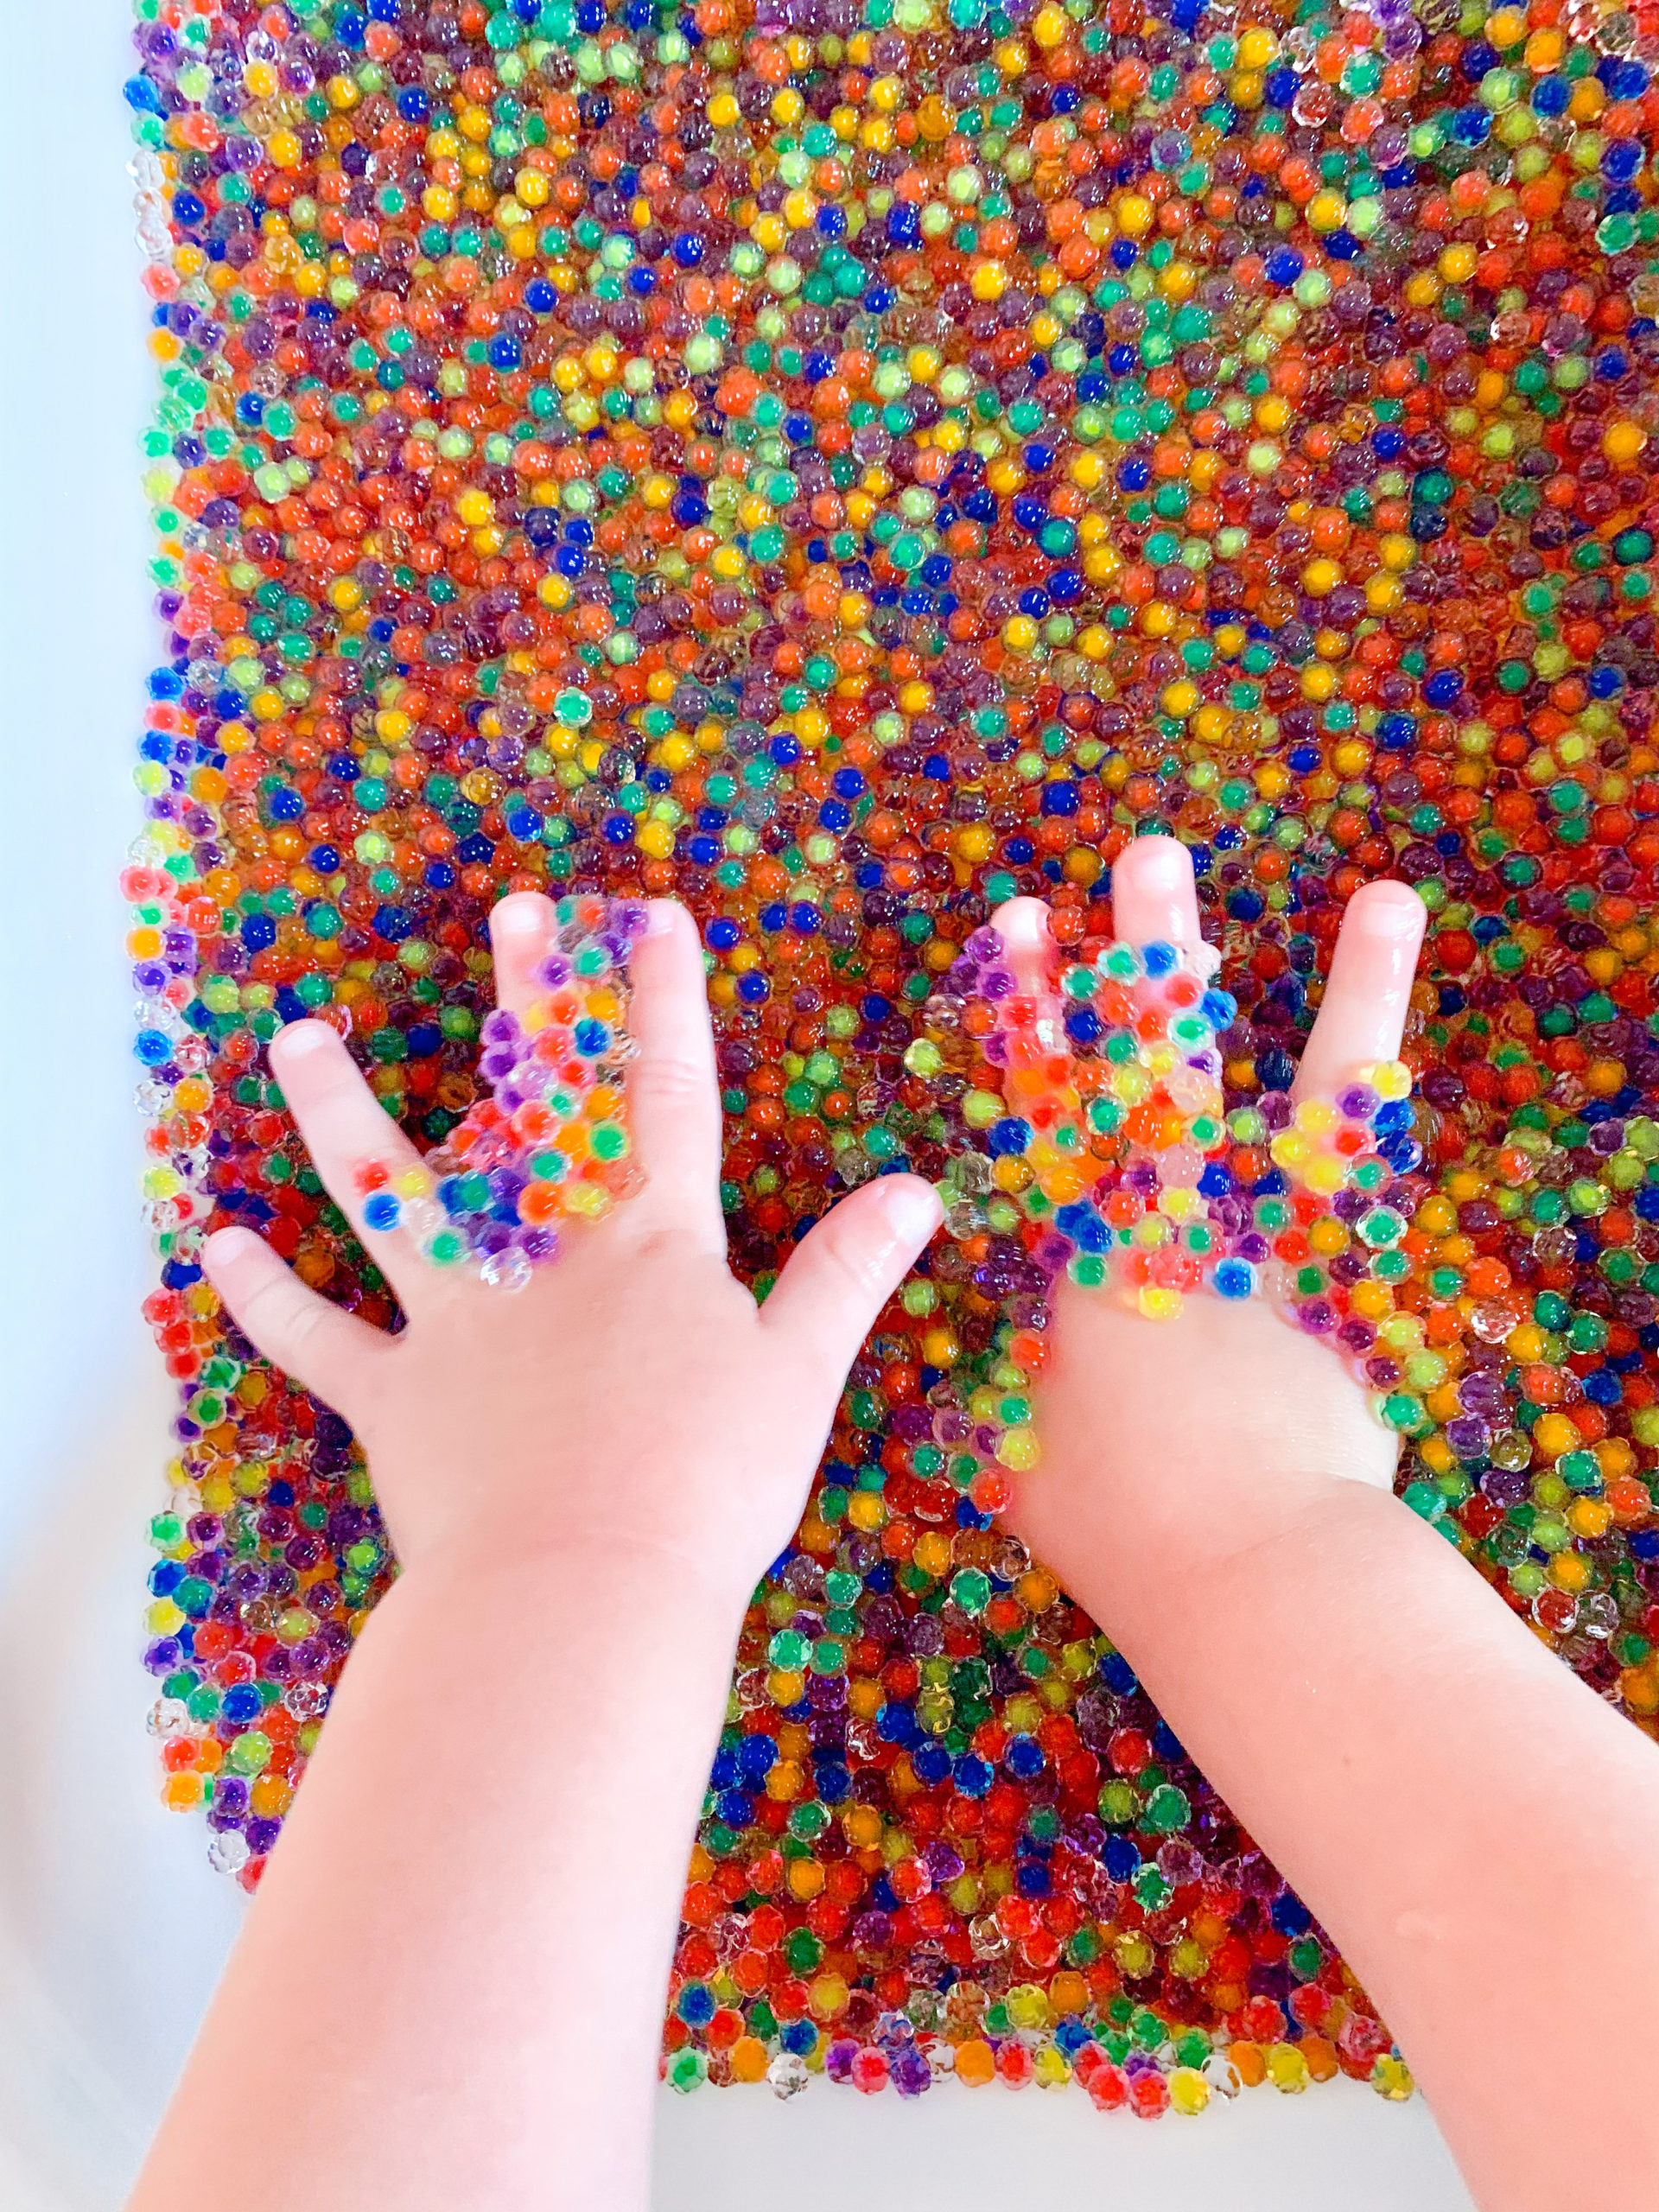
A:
130 0 1659 2123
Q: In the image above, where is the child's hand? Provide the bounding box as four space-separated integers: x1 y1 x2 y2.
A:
990 836 1426 1610
203 896 941 1611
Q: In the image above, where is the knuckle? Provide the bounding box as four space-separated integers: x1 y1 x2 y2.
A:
815 1219 880 1299
632 1052 708 1109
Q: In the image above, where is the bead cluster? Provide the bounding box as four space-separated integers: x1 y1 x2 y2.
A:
128 0 1659 2118
353 892 647 1282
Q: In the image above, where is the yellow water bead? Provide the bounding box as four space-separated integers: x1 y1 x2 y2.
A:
1268 2044 1310 2094
1535 1414 1595 1474
1306 189 1347 233
1114 1931 1156 1976
913 1530 954 1579
1270 1128 1312 1171
1366 572 1402 613
1360 1058 1413 1101
807 1970 849 2015
1170 2067 1211 2115
1605 420 1648 465
996 1427 1040 1471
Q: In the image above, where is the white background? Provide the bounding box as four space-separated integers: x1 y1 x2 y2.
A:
0 4 1474 2203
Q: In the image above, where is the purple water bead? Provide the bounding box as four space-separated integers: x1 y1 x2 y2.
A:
1445 1416 1491 1459
891 2047 932 2096
825 2037 859 2083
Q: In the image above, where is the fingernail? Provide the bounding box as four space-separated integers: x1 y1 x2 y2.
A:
1133 836 1191 880
1355 882 1426 935
206 1227 264 1267
492 894 545 938
885 1179 944 1243
645 899 681 938
270 1020 334 1060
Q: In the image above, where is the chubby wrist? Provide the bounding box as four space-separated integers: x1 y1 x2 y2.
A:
360 1526 748 1709
1065 1456 1400 1645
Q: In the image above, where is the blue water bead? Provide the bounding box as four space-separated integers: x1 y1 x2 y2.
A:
1103 1834 1141 1879
1054 1201 1110 1255
912 1741 951 1785
1005 1734 1046 1780
1271 1891 1313 1938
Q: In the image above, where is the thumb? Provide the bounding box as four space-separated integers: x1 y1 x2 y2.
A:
762 1174 941 1390
203 1227 389 1421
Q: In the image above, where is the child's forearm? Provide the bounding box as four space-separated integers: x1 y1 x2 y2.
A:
129 1543 734 2212
1081 1477 1659 2212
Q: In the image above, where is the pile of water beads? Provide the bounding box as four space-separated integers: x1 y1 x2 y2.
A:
353 892 646 1281
127 0 1659 2118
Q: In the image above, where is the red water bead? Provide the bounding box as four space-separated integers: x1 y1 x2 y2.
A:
1129 2070 1171 2120
1082 2053 1130 2109
850 2046 890 2094
1239 1996 1288 2044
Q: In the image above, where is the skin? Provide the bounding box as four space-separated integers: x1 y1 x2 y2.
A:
995 838 1659 2212
130 853 1659 2212
128 898 941 2212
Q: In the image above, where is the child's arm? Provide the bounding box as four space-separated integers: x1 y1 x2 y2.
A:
1001 841 1659 2212
127 899 940 2212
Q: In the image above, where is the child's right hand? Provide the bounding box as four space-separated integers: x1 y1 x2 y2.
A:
990 836 1427 1622
988 840 1659 2212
